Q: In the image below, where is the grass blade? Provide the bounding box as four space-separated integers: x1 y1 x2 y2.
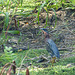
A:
4 12 9 29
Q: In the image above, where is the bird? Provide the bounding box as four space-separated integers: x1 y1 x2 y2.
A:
41 28 60 66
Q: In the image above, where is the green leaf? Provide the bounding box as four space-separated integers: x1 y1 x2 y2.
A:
51 8 57 28
0 11 2 14
3 30 20 34
21 0 23 6
44 7 48 26
7 0 9 5
4 12 9 28
71 0 75 6
38 1 46 24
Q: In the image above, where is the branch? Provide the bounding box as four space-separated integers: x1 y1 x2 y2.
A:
17 49 30 75
0 61 16 75
58 47 75 51
65 25 75 36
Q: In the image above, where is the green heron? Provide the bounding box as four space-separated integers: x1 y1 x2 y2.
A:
41 28 60 66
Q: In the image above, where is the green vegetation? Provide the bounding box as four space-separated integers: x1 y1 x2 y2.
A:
0 0 75 75
16 49 75 75
0 46 16 66
28 65 75 75
0 48 75 75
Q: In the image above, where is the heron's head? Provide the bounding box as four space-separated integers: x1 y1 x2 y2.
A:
41 28 49 38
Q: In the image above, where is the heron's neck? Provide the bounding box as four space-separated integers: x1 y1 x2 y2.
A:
45 34 49 40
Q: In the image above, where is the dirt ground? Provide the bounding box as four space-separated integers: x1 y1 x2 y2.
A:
0 9 75 52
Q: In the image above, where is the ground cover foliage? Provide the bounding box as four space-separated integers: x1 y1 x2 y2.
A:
0 0 75 75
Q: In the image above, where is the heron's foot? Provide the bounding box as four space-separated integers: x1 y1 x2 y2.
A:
50 57 56 66
51 57 56 63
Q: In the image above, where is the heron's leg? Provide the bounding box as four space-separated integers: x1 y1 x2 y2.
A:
51 57 56 66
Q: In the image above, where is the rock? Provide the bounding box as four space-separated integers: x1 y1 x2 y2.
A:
66 63 73 68
36 55 48 63
7 37 18 44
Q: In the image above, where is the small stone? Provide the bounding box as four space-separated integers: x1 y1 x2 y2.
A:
66 63 73 68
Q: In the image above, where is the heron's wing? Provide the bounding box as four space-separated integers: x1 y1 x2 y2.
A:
46 41 55 57
46 41 52 52
47 39 60 58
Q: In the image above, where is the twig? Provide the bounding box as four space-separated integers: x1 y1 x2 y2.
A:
6 61 16 75
26 68 29 75
0 63 10 75
17 49 30 75
65 26 75 36
5 1 19 35
58 47 75 51
0 61 16 75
